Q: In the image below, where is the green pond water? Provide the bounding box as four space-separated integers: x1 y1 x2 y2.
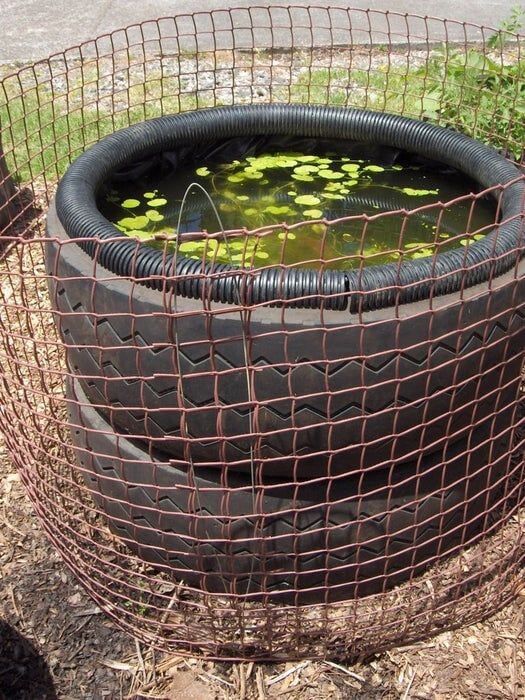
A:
98 146 497 270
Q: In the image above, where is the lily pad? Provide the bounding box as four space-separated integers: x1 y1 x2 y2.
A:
243 169 264 180
292 173 314 182
118 215 149 230
294 164 319 175
318 170 344 180
295 195 321 206
341 163 360 173
264 205 293 216
303 209 323 218
363 165 385 173
275 158 298 168
401 188 438 196
148 198 168 207
121 198 141 209
179 241 203 253
410 247 434 258
146 210 164 222
127 230 155 241
196 167 211 177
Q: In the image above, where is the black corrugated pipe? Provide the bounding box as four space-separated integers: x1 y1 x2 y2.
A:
54 104 525 311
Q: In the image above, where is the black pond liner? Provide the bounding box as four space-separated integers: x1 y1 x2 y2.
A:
55 104 525 312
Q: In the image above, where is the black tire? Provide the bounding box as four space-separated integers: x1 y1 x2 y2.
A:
67 377 514 604
47 202 525 477
54 105 525 310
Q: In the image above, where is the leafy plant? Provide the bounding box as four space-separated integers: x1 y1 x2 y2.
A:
417 8 525 159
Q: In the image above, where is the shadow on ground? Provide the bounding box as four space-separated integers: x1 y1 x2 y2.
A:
0 621 57 700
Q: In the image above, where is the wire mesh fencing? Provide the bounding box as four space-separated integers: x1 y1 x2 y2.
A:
0 7 524 660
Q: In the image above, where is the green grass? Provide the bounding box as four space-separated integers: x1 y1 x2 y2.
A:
285 58 525 159
1 39 524 186
0 75 207 184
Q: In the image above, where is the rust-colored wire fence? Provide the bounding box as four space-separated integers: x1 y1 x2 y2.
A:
0 7 524 660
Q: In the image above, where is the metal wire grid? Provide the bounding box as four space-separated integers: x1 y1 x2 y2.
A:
0 7 523 659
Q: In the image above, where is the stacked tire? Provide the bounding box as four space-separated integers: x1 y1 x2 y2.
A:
46 106 525 603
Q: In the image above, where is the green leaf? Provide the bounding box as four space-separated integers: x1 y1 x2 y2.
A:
121 198 141 209
196 166 211 177
363 165 385 173
146 210 164 222
409 247 434 259
295 195 321 206
143 191 156 199
127 229 155 241
264 205 293 216
243 169 264 180
318 170 344 180
341 163 360 173
294 164 319 175
275 157 298 168
148 198 168 207
401 187 438 196
292 173 314 182
179 242 203 253
118 216 149 230
303 209 323 218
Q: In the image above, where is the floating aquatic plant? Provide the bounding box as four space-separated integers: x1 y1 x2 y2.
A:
100 148 493 270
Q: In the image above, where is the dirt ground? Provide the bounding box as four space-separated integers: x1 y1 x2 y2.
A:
1 42 525 699
1 432 524 699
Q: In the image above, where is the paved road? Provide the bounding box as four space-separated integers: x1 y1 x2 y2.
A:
1 0 523 62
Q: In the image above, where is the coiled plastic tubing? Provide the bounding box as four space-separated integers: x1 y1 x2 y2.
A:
55 104 525 312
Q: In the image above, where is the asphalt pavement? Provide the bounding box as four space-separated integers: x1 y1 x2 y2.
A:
1 1 523 63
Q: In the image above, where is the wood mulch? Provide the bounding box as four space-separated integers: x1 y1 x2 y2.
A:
1 442 524 699
0 51 524 697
